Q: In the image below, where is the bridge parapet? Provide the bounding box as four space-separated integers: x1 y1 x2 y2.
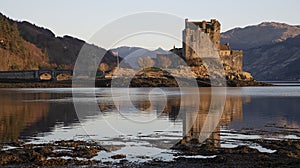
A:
0 70 74 81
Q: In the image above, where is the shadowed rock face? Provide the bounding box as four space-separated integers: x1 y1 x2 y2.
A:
221 22 300 50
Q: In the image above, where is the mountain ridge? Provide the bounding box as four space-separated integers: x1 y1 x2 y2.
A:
243 34 300 81
221 21 300 50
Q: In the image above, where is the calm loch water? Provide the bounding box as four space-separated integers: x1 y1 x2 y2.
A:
0 86 299 160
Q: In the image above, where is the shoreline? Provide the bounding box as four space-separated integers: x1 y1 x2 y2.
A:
0 78 272 88
1 134 299 167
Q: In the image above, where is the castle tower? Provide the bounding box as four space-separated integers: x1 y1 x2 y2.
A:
183 19 221 65
182 19 242 72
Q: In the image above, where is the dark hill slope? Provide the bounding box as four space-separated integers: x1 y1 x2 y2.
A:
16 21 116 69
221 22 300 50
243 35 300 81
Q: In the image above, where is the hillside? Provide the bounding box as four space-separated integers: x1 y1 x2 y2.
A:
0 13 50 70
0 12 119 71
243 35 300 81
221 22 300 50
16 21 118 69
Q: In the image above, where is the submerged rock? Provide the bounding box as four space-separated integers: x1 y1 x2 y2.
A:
0 140 106 166
111 154 126 159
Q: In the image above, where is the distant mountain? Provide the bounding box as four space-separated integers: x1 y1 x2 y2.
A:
112 46 170 68
243 34 300 81
111 46 142 58
221 22 300 50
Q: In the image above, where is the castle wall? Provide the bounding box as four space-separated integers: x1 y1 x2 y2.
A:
220 50 242 72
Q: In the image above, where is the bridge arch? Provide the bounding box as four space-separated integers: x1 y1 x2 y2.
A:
37 70 73 81
37 70 54 81
55 70 73 81
39 72 52 81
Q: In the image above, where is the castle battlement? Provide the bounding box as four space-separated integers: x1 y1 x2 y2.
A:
185 19 220 30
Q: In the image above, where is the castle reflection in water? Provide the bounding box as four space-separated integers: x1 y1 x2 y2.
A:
0 88 246 144
159 88 245 147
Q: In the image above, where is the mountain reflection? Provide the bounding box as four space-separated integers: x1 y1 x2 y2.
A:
0 90 77 143
0 91 50 142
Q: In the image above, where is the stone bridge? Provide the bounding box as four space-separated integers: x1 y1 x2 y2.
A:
0 70 74 81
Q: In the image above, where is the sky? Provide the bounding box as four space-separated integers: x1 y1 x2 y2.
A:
1 0 300 49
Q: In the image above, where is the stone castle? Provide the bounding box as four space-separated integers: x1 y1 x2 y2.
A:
182 19 243 72
165 19 243 73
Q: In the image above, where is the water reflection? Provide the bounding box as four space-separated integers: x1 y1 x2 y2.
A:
0 87 299 147
0 91 49 142
0 90 77 143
